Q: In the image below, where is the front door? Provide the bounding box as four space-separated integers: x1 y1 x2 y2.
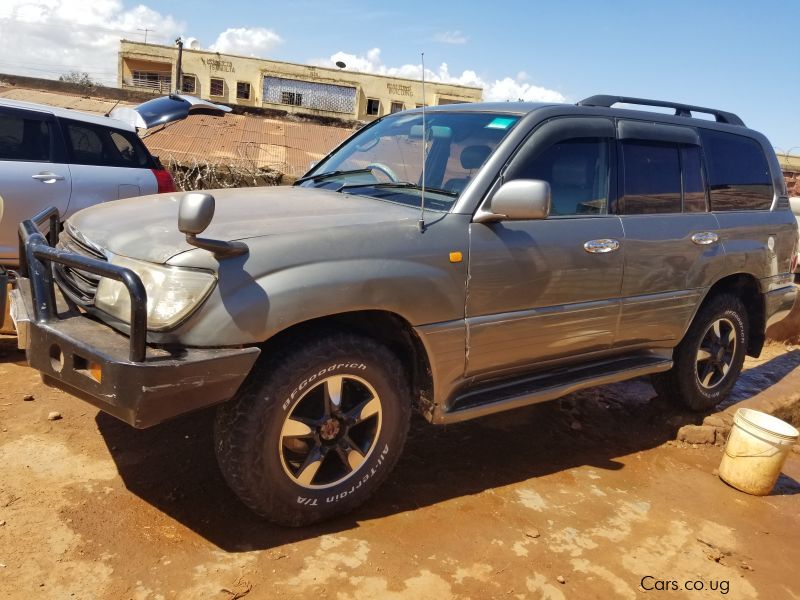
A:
466 117 624 378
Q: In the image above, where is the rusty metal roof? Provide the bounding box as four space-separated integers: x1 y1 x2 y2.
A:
142 114 354 176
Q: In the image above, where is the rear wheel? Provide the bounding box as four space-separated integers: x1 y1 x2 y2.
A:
214 332 411 526
652 294 748 411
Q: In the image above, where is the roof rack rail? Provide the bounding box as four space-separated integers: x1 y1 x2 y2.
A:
577 95 745 127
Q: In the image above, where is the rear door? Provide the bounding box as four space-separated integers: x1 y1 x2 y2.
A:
0 106 71 264
614 120 723 347
59 118 157 217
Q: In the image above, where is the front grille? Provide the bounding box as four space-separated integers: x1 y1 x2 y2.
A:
54 224 108 306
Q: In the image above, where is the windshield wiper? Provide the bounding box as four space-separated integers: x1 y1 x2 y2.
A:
295 168 375 185
338 181 458 197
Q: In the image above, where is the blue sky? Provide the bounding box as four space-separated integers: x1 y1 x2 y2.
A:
2 0 798 150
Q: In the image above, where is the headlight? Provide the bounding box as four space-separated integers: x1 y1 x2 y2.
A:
95 255 216 331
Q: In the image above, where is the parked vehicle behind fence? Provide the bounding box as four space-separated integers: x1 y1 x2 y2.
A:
10 95 798 526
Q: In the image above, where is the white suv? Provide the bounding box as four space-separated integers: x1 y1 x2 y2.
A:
0 94 229 265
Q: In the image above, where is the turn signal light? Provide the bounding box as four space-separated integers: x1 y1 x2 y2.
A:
88 362 102 383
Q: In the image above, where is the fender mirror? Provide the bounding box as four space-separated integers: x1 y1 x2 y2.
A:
178 193 248 258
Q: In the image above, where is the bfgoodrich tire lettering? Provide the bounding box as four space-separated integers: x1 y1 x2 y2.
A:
652 293 748 411
214 333 411 526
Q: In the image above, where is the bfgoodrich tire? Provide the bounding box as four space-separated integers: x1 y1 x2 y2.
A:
214 332 411 526
652 293 748 411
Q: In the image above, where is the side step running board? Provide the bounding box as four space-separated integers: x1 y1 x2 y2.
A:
435 354 672 425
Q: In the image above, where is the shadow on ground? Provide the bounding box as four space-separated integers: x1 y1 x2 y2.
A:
725 349 800 407
94 350 800 552
0 337 25 364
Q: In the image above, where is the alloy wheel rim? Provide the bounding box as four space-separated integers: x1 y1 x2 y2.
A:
695 317 737 390
278 374 382 489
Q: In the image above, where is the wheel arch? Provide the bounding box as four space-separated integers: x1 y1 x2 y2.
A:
257 310 434 415
696 273 765 357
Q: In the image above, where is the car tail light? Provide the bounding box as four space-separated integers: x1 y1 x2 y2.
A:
151 168 176 193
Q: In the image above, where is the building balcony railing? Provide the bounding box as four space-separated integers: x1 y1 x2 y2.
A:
123 77 172 93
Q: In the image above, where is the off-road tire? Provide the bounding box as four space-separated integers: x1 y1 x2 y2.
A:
214 332 411 526
652 293 748 411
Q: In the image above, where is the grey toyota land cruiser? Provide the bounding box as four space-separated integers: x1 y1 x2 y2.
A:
11 95 798 525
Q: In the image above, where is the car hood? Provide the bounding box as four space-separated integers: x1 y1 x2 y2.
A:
67 186 420 264
109 94 231 130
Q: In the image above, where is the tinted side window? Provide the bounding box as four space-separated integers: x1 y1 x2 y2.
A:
509 138 610 216
682 146 707 213
109 130 149 167
64 121 150 168
65 122 106 165
0 114 51 161
620 142 681 214
700 129 773 211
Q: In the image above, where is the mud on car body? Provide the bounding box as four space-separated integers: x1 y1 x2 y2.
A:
11 95 798 525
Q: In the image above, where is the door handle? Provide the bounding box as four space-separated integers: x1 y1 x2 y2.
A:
31 172 65 183
583 239 620 254
691 231 719 245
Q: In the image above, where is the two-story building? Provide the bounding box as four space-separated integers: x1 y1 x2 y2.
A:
118 40 483 121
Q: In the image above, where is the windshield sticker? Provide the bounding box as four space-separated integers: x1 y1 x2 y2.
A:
486 117 517 130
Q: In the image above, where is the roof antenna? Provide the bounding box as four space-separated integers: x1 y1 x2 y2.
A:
418 51 427 233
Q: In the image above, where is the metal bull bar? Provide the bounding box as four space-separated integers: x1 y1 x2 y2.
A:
18 207 149 362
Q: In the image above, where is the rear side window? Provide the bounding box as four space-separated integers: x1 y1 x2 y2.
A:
63 120 151 168
682 146 707 212
0 113 52 161
620 141 682 214
700 129 773 211
109 131 150 167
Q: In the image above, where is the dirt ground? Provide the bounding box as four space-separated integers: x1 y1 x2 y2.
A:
1 338 799 600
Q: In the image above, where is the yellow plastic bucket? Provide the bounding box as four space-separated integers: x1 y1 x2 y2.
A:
719 408 799 495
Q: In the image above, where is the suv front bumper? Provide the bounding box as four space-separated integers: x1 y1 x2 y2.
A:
12 209 259 428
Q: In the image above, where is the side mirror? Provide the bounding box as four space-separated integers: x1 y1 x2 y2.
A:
178 192 215 235
178 192 248 258
482 180 551 222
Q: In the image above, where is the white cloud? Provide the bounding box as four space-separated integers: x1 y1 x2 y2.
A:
0 0 184 85
208 27 283 57
433 30 468 45
314 48 566 104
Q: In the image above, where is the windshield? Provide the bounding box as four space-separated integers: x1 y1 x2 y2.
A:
298 111 520 212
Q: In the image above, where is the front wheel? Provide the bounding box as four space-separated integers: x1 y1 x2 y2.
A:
214 333 411 526
652 293 748 411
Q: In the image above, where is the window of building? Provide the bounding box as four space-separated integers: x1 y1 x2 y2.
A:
131 70 171 92
210 78 224 97
181 75 196 94
507 138 611 216
280 91 303 106
264 77 356 113
366 99 380 116
236 81 251 100
0 114 52 161
390 101 404 114
682 146 707 212
699 129 773 211
620 141 682 214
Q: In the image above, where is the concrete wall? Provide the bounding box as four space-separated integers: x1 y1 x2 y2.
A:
118 40 483 121
778 154 800 196
0 72 157 103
